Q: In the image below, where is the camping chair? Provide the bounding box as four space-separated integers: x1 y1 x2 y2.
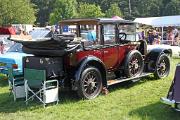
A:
24 68 59 107
8 67 25 101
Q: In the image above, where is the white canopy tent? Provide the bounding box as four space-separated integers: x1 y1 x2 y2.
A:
134 15 180 44
135 15 180 57
134 15 180 27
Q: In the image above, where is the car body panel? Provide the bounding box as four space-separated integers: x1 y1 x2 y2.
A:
0 52 29 75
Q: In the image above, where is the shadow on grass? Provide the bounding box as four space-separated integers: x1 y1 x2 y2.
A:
129 102 180 120
0 90 80 113
0 79 8 87
0 75 168 113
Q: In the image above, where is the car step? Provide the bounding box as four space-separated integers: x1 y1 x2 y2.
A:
107 73 153 86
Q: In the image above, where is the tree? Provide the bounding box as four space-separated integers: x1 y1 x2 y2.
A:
49 0 78 25
31 0 56 26
163 0 180 16
148 2 160 17
0 0 36 25
78 3 105 18
105 3 123 17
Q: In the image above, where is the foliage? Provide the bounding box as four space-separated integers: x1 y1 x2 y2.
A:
30 0 180 25
0 58 180 120
31 0 56 26
49 0 78 25
105 3 123 18
77 3 105 18
163 0 180 16
0 0 36 25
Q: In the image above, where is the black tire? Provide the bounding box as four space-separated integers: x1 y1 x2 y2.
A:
77 67 103 99
154 54 170 79
124 50 144 78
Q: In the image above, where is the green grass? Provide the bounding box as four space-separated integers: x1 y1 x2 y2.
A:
0 58 180 120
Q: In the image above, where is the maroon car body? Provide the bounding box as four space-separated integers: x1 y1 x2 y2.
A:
10 18 171 99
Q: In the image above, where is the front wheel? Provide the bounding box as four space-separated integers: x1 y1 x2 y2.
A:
124 50 144 78
154 54 170 79
77 67 103 99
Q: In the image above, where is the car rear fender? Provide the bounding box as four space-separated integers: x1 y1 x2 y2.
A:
74 56 107 88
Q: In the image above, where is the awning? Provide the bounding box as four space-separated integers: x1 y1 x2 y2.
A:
134 15 180 27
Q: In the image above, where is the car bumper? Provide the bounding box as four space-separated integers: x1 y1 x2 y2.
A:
0 67 23 76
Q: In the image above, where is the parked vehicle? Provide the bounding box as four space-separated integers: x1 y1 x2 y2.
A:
0 29 51 76
0 43 28 75
10 18 171 99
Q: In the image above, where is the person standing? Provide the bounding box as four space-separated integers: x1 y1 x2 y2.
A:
0 41 4 54
148 30 158 45
173 27 179 45
167 30 175 45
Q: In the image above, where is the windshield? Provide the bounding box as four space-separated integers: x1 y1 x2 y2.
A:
118 24 136 41
7 43 22 52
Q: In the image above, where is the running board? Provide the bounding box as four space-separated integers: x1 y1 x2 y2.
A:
107 73 153 86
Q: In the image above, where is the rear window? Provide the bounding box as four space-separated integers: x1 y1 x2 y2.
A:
7 43 22 52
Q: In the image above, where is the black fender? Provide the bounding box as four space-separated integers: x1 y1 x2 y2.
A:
145 48 171 72
74 56 107 88
146 48 172 62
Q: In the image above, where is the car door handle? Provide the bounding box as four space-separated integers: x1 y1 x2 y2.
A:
104 51 109 53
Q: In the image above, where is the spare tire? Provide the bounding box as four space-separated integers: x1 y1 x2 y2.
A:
124 50 144 78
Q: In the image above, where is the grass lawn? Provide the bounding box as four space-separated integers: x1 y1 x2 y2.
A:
0 58 180 120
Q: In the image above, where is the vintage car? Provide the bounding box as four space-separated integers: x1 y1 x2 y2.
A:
10 18 171 99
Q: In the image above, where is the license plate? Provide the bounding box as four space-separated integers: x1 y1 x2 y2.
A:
0 62 6 66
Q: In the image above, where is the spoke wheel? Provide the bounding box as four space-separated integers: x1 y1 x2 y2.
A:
78 67 102 99
154 54 170 79
125 50 144 78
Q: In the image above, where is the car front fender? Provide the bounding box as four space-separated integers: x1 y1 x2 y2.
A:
145 48 171 72
146 48 172 62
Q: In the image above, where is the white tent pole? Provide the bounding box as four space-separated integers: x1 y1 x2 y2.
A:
161 27 163 43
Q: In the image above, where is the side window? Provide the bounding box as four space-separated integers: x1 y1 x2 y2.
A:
103 24 116 45
80 25 98 47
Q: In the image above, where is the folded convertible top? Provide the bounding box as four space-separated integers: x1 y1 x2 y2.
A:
9 34 80 56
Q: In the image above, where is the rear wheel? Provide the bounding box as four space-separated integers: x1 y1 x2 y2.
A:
124 50 144 78
154 54 170 79
77 67 103 99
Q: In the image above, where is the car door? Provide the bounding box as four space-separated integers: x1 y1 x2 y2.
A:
101 24 119 70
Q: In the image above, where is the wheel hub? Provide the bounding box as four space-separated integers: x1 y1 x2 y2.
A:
86 78 96 90
132 59 139 70
158 61 166 75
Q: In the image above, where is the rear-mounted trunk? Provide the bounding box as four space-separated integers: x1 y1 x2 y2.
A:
23 56 64 79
